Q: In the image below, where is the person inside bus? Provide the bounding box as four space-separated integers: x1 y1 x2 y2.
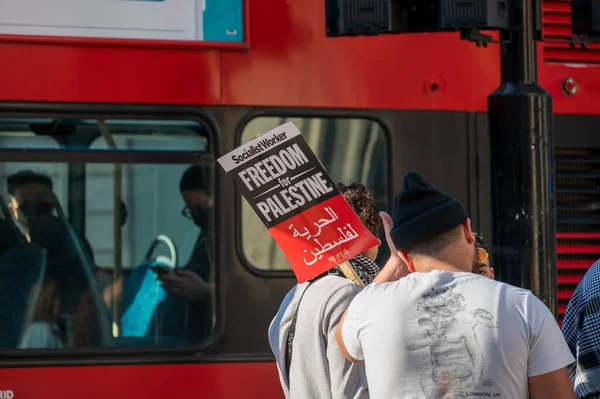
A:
5 194 28 240
19 276 65 349
7 170 99 346
6 171 95 264
156 165 213 342
6 172 48 243
474 233 494 279
0 194 26 258
268 182 409 399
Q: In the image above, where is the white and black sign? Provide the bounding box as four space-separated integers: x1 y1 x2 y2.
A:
219 123 338 228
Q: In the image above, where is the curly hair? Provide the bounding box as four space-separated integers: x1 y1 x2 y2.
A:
474 232 487 252
337 182 381 238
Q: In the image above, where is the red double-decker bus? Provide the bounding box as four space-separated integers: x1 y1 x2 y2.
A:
0 0 597 397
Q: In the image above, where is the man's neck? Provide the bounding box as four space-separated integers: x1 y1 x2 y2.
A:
414 253 471 274
417 264 465 273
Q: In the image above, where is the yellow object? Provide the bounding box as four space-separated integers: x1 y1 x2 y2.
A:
337 261 365 288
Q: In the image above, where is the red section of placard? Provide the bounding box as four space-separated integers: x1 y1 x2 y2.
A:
268 194 381 283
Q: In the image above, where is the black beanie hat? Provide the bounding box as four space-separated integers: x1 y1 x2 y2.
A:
390 172 468 251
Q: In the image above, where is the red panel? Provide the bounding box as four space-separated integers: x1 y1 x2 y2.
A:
221 0 500 111
539 0 600 115
538 47 600 115
0 362 284 399
559 304 567 314
558 259 597 269
557 232 600 239
543 1 570 13
0 44 221 105
543 13 571 27
543 46 600 62
0 0 595 115
541 0 600 64
558 274 585 284
558 289 575 299
557 245 600 254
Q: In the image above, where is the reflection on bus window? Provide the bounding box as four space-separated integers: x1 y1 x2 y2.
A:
0 118 215 350
240 117 389 271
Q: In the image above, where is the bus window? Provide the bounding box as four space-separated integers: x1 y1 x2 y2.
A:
87 135 208 269
0 118 216 351
240 116 389 272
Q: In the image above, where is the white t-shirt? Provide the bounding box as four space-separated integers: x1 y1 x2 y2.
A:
19 321 64 349
342 270 574 399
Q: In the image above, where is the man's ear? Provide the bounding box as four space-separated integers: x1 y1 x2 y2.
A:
398 251 415 273
463 218 475 244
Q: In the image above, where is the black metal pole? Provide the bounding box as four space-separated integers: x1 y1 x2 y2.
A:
488 0 557 314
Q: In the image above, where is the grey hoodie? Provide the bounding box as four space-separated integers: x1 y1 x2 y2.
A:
268 275 369 399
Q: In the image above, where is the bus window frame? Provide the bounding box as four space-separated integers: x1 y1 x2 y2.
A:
0 102 226 361
233 108 394 278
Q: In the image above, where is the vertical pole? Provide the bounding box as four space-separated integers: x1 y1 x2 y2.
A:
98 120 123 335
488 0 557 314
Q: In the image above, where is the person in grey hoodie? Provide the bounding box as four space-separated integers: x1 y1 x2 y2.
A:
268 182 408 399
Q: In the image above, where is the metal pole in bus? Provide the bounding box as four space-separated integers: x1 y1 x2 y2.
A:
488 0 557 315
98 120 123 336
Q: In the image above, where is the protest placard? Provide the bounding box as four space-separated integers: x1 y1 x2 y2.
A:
217 122 381 283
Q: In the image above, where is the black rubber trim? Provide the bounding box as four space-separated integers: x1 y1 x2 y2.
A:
0 148 214 164
0 354 276 369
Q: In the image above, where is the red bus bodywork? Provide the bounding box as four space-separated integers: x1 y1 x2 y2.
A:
0 1 598 398
0 2 597 114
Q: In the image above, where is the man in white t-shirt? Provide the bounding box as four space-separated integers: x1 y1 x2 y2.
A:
336 172 576 399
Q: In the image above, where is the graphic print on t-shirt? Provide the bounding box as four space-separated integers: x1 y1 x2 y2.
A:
405 286 500 398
